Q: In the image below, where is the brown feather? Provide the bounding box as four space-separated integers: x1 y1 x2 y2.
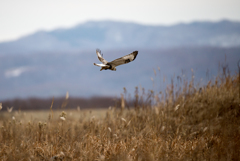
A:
109 51 138 67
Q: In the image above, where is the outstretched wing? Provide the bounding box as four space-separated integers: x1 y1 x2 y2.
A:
109 51 138 67
96 49 108 64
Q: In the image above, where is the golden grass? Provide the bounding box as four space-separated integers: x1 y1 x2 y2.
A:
0 67 239 161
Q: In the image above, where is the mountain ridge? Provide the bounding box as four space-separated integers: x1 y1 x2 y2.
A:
0 20 240 54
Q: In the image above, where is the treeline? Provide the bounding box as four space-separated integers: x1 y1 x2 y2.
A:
1 96 120 111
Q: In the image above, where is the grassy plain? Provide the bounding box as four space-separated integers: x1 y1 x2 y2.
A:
0 67 239 161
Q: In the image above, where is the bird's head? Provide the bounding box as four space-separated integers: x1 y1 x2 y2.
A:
112 67 117 71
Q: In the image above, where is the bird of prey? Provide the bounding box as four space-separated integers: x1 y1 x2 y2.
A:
94 49 138 71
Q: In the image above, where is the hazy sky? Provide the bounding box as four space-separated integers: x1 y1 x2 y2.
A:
0 0 240 42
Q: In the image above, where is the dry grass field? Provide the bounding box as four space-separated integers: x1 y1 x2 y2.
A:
0 67 239 161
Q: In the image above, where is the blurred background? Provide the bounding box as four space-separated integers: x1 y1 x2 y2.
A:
0 0 240 109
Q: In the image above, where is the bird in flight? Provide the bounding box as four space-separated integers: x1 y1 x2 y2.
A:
94 49 138 71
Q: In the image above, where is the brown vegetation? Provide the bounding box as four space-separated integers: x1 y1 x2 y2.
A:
0 67 239 160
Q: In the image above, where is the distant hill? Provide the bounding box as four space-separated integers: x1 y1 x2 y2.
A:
0 20 240 54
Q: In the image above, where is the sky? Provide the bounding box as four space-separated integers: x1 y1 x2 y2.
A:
0 0 240 42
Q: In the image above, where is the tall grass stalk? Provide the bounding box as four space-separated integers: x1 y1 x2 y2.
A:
0 66 239 160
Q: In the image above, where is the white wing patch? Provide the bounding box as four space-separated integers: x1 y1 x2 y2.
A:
93 63 109 67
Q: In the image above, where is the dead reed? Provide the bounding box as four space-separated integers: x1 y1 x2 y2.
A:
0 66 239 161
